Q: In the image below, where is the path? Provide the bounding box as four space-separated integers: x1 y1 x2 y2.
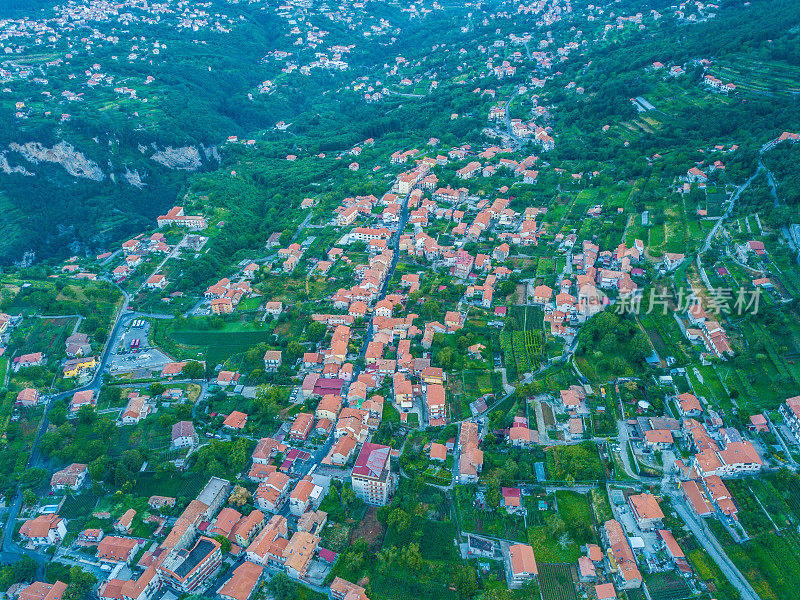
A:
616 420 639 479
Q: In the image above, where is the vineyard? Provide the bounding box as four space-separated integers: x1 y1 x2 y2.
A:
500 329 543 377
498 307 545 382
538 563 579 600
513 332 532 373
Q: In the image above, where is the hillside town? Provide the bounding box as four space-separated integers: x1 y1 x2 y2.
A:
1 1 800 600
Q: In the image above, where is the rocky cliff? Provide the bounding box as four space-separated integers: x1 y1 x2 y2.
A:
8 141 105 181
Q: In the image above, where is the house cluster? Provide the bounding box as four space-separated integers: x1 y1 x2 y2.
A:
702 73 735 93
528 238 643 337
113 232 172 282
204 277 253 314
625 393 761 519
24 474 343 600
682 303 733 360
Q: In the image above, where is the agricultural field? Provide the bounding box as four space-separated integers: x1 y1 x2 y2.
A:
644 571 693 600
705 472 800 600
12 316 78 357
711 54 800 98
537 563 578 600
638 311 692 365
500 307 545 382
722 531 800 600
726 477 795 536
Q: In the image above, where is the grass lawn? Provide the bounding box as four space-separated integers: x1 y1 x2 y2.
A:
528 526 581 562
154 319 275 365
236 296 262 312
555 491 597 545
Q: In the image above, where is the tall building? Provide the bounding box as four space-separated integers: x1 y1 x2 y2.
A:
350 443 397 506
159 537 222 593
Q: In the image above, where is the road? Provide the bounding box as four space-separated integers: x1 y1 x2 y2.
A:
669 492 762 600
0 493 47 568
1 240 188 566
616 420 640 479
700 144 778 256
382 88 425 99
501 86 525 150
351 189 410 399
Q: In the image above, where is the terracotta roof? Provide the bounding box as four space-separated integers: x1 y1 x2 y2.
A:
223 410 248 429
171 420 195 441
97 536 139 562
595 582 617 599
509 543 537 577
20 514 62 539
429 443 447 461
20 581 67 600
644 429 673 445
218 560 263 600
629 493 664 521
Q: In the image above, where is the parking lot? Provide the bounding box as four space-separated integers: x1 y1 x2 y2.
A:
108 318 172 374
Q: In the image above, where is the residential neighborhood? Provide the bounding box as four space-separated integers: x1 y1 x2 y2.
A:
0 1 799 600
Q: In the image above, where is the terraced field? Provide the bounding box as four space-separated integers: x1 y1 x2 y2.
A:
711 55 800 97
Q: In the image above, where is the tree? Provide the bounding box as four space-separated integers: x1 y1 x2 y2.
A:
341 484 356 507
454 565 477 599
421 300 441 320
228 484 251 507
182 361 205 380
0 555 37 589
267 573 297 600
306 321 326 343
480 588 514 600
435 346 454 370
98 386 122 407
48 400 68 426
22 489 37 506
485 473 502 509
546 513 566 537
18 467 46 490
149 383 166 396
63 567 96 600
286 341 304 363
213 534 232 554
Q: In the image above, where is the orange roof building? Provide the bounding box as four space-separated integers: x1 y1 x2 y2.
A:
217 561 263 600
223 411 248 429
628 493 664 529
508 543 538 583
